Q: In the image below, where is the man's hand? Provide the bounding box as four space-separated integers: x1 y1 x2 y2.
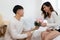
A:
26 31 32 37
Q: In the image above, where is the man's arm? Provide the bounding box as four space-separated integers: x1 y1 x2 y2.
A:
8 22 28 40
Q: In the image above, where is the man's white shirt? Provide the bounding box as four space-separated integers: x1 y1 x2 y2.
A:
4 17 28 40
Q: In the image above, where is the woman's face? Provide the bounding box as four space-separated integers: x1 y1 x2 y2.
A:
43 5 50 13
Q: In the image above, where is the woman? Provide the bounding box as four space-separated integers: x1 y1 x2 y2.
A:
40 2 60 40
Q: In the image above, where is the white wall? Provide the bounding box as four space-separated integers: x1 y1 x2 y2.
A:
0 0 41 30
57 0 60 15
0 0 37 20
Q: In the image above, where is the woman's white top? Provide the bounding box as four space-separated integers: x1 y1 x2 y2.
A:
4 17 28 40
41 11 59 29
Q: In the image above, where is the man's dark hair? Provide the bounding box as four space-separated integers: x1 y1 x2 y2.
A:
13 5 24 14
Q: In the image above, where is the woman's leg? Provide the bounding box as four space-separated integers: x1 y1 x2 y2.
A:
41 31 50 40
44 31 60 40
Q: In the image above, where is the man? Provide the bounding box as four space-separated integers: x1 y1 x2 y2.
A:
4 5 32 40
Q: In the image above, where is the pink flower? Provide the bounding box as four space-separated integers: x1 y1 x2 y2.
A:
36 18 43 23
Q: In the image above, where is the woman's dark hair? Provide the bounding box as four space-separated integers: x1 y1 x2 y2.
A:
13 5 24 14
41 2 58 19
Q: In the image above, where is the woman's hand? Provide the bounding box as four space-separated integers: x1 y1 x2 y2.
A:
46 28 52 32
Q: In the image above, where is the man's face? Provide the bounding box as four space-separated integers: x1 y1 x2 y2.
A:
17 9 24 17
